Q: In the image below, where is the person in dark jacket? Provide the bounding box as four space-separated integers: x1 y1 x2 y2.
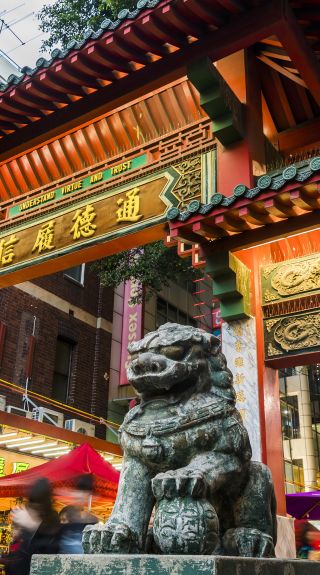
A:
59 505 84 554
9 478 60 575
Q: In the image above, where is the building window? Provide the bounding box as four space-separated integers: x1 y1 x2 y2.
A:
281 395 300 440
64 264 85 285
284 458 304 493
280 365 320 491
52 338 74 403
156 297 196 329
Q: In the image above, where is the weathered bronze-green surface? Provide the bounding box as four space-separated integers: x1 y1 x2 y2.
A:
84 324 277 557
30 555 319 575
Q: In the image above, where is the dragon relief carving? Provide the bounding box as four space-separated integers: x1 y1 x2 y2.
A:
270 256 320 298
83 323 277 558
274 314 320 351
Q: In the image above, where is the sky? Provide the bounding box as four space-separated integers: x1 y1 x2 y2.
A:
0 0 54 71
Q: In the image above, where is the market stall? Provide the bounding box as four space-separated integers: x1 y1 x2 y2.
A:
0 443 120 553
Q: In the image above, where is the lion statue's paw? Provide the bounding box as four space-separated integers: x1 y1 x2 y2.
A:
152 468 208 500
82 523 103 554
82 521 140 554
222 527 275 558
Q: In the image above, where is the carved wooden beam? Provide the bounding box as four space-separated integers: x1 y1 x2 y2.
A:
192 221 226 240
277 116 320 154
276 2 320 106
187 57 244 146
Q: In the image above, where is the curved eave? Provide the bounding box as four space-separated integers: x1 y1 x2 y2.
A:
168 158 320 250
0 0 294 155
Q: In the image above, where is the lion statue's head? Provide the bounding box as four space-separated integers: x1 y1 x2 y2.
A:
127 323 236 404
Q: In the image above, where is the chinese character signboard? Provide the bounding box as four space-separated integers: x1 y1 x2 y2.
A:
7 155 147 219
0 170 180 286
119 280 143 385
221 318 261 461
0 151 214 286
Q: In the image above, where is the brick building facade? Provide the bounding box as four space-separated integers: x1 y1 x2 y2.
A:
0 266 113 439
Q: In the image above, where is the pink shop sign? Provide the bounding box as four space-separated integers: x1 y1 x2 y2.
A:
119 280 143 385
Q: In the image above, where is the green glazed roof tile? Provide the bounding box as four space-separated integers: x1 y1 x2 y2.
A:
167 157 320 222
0 0 163 92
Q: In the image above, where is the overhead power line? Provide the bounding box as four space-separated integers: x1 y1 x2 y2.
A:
0 17 25 46
0 4 25 18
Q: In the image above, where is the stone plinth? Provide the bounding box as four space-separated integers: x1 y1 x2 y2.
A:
30 555 319 575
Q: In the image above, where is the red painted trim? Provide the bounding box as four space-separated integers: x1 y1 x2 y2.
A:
0 410 122 455
266 351 320 369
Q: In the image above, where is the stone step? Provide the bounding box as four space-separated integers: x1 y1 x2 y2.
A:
30 554 320 575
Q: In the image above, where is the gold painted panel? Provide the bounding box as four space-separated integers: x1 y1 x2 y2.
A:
261 253 320 305
0 175 170 279
264 311 320 359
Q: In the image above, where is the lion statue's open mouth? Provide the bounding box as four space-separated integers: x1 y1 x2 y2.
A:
84 323 277 558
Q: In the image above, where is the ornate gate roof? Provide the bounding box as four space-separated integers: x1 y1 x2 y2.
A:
0 0 320 160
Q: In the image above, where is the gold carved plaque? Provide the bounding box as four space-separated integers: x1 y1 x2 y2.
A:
0 172 176 282
264 311 320 358
261 253 320 304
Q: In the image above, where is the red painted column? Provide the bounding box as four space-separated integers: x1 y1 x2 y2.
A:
217 49 269 197
217 140 253 196
237 245 286 515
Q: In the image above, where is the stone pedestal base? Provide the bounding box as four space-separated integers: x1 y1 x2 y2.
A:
30 555 319 574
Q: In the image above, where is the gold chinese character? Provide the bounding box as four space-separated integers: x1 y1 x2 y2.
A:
234 325 243 337
0 234 19 266
116 187 142 223
12 462 29 474
235 340 242 353
32 221 55 254
71 204 97 240
236 390 246 403
234 373 245 386
238 408 246 422
234 356 244 368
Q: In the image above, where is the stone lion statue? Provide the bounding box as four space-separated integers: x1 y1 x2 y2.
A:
84 323 277 556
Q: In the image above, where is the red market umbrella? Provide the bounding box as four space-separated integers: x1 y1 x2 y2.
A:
0 443 120 500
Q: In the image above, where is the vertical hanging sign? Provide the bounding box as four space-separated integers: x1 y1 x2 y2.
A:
119 280 143 385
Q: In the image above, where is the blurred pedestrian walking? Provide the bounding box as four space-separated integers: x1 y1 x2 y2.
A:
9 477 60 575
59 505 84 554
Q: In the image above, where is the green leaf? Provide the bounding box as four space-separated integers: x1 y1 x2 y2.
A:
92 242 201 304
37 0 136 52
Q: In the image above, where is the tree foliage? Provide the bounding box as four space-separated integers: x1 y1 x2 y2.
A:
37 0 135 52
92 242 200 304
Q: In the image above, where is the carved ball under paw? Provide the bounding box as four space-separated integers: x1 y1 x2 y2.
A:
153 496 220 555
152 468 208 500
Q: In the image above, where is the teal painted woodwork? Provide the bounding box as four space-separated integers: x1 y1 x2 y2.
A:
206 252 251 321
187 58 243 147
